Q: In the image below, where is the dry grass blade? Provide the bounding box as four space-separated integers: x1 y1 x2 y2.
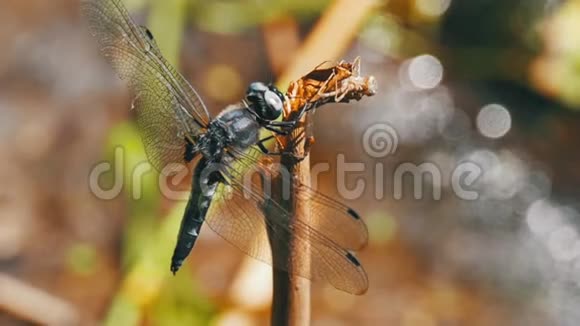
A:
0 273 81 325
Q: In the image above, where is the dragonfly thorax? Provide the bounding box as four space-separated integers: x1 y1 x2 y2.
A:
197 120 232 161
199 105 261 162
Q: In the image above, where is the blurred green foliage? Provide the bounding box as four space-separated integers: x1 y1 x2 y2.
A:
126 0 333 34
66 243 99 276
190 0 331 33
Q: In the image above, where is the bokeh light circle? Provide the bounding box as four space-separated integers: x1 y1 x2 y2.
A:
416 0 452 17
476 104 512 139
408 54 444 89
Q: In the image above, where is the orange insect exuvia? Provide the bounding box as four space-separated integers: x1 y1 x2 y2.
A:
283 56 378 119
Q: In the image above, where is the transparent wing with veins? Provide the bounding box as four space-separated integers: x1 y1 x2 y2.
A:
205 147 369 294
81 0 211 172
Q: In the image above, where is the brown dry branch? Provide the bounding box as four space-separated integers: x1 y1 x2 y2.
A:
259 1 378 324
267 57 376 326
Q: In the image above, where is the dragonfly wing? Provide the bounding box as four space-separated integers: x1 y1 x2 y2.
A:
294 183 368 250
205 159 368 294
81 0 210 172
228 146 369 250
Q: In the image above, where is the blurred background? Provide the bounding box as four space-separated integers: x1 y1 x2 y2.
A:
2 0 580 325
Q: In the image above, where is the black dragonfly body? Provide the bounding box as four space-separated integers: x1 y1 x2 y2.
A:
172 83 285 273
82 0 369 294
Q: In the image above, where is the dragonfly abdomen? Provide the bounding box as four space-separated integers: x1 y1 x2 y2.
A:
170 157 218 273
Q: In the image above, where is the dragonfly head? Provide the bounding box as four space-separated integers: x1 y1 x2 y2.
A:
245 82 284 122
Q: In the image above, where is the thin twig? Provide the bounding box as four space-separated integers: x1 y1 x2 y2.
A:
266 1 377 324
268 124 312 326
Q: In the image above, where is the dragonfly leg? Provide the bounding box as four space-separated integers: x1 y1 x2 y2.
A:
256 136 308 163
256 136 277 155
264 125 287 135
268 120 298 127
266 102 317 135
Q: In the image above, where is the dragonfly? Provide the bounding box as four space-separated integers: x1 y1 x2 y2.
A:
81 0 369 294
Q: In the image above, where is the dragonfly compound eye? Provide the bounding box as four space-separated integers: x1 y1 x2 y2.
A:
246 82 268 96
245 82 282 121
262 90 283 120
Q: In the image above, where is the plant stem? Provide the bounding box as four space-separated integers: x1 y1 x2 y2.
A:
269 126 312 326
266 1 377 325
